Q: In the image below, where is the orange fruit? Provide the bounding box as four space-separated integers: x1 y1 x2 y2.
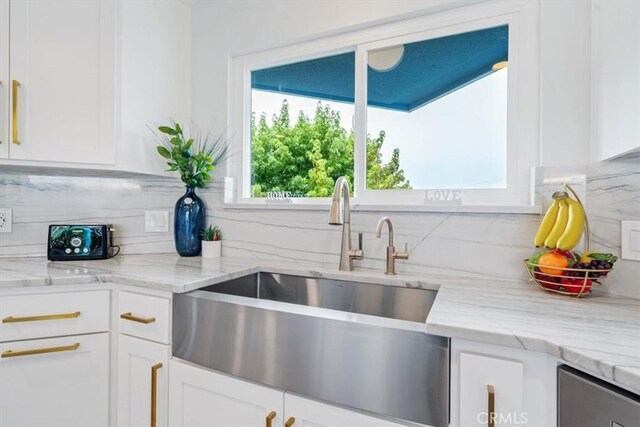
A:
538 252 569 276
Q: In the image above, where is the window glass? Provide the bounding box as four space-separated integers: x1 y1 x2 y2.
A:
250 52 355 198
366 25 509 190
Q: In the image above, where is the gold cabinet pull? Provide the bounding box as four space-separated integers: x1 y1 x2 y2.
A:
150 362 163 427
11 80 19 144
285 417 296 427
265 411 276 427
487 384 495 427
1 342 79 358
120 312 156 324
2 311 80 323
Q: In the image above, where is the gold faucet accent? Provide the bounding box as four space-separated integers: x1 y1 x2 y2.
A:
375 217 409 275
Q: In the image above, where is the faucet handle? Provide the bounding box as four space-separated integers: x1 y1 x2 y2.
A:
395 242 409 260
349 232 364 260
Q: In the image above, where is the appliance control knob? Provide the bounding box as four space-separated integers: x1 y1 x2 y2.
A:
74 248 80 254
65 248 72 254
70 237 82 247
82 248 88 253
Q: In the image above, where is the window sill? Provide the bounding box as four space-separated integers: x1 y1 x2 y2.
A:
223 201 542 214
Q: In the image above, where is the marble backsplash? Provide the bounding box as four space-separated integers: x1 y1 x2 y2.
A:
0 154 638 298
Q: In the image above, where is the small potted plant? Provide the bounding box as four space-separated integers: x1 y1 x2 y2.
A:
200 225 222 258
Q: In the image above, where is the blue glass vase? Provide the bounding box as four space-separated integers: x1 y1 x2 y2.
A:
174 187 205 257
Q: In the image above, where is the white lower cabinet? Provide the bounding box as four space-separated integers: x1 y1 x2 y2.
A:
450 339 556 427
168 359 284 427
0 332 109 427
168 359 409 427
117 334 170 427
283 393 407 427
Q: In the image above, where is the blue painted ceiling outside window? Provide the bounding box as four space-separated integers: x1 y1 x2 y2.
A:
251 25 508 113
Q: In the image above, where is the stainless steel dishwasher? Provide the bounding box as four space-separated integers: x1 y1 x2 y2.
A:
558 365 640 427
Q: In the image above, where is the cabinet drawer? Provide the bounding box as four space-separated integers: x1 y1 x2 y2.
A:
0 290 110 342
0 333 109 427
118 291 170 344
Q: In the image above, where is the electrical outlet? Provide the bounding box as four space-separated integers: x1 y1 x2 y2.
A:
0 208 13 233
621 221 640 261
145 210 170 233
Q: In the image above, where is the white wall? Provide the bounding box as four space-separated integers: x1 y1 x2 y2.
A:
191 0 592 167
539 0 592 167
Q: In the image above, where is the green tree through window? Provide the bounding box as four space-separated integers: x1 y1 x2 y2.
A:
251 100 411 197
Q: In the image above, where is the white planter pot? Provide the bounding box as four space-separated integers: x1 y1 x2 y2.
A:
201 240 222 258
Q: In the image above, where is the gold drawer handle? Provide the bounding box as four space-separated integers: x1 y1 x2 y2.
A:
487 384 495 427
285 417 295 427
150 362 163 427
266 411 276 427
2 311 80 323
120 312 156 324
1 342 80 358
11 80 19 145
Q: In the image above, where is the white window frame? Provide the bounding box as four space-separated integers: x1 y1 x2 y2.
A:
227 0 540 213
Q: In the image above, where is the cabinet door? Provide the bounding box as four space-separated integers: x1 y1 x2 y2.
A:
283 393 408 427
168 359 284 427
119 0 190 175
458 352 524 427
591 0 640 161
0 333 109 427
117 334 170 427
450 339 556 427
9 0 116 164
0 0 7 158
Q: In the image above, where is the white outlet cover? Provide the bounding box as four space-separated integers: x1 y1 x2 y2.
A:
621 221 640 261
145 210 170 233
0 208 12 233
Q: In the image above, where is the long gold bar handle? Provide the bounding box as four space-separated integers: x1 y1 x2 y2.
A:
1 342 80 358
2 311 80 323
487 384 495 427
150 362 163 427
265 411 276 427
120 312 156 324
285 417 296 427
11 80 19 145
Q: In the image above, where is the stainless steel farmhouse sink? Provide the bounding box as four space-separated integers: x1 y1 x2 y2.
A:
173 273 449 426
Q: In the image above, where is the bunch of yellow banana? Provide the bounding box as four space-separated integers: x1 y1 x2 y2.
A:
534 191 586 250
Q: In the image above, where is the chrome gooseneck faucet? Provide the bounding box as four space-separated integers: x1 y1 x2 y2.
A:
375 216 409 275
329 176 363 271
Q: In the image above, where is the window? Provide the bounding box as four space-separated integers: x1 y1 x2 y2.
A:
230 2 539 210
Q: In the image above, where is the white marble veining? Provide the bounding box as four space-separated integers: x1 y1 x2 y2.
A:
586 151 640 298
0 253 638 395
426 278 640 395
2 154 638 298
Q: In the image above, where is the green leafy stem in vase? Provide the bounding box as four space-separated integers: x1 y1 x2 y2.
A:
155 123 230 189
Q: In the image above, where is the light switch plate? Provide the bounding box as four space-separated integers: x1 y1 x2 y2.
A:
0 208 12 233
621 221 640 261
145 210 170 233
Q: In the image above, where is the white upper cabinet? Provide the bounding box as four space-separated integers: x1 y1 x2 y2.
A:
0 0 9 159
8 0 117 165
591 0 640 161
0 0 190 174
119 0 191 175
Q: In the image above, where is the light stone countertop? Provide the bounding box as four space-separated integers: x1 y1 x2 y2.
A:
0 254 638 395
